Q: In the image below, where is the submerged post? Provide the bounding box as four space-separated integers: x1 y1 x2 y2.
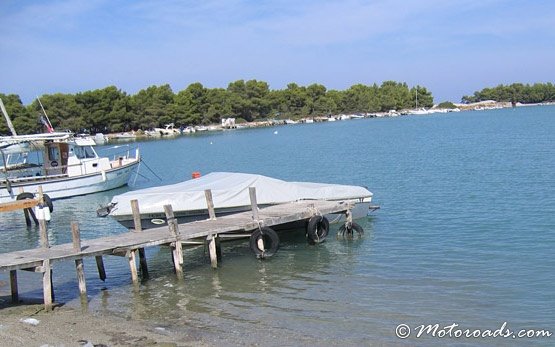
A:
164 204 183 279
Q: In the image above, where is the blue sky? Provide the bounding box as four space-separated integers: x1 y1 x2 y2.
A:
1 0 554 104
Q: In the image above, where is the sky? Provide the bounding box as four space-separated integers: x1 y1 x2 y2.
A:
1 0 554 105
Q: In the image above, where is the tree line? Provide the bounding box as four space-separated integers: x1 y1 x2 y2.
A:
462 83 555 104
1 80 433 135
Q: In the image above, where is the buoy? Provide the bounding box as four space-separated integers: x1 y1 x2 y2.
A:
192 171 201 179
34 205 45 220
43 204 51 221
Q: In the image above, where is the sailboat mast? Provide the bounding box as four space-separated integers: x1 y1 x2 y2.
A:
415 87 419 109
0 98 18 136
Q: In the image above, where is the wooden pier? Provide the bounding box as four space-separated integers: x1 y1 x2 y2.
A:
0 188 353 311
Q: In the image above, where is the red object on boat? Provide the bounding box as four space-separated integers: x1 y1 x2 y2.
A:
192 171 201 179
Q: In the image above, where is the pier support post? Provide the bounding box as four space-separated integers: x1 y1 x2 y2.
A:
75 259 86 297
249 187 259 221
207 234 220 268
131 200 149 279
164 205 183 279
204 189 216 220
10 270 18 303
95 256 107 281
71 222 87 298
127 250 139 284
42 259 53 312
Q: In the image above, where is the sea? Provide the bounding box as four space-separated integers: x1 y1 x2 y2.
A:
1 106 554 346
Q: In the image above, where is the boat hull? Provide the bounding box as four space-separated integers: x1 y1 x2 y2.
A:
0 161 139 203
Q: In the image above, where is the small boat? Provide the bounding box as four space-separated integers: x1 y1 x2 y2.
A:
153 123 180 136
103 172 374 229
0 132 140 203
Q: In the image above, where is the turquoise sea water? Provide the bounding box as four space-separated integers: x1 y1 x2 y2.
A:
1 106 554 345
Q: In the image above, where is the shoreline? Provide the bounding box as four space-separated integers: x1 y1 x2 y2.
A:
0 303 208 346
105 102 554 142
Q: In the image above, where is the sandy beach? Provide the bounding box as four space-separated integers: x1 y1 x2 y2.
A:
0 303 209 347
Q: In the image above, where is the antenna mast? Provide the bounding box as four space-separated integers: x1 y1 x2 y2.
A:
0 98 18 136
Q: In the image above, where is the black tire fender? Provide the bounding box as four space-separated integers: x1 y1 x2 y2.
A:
350 222 363 235
306 215 329 244
339 221 364 236
16 192 35 200
43 193 53 213
249 227 279 259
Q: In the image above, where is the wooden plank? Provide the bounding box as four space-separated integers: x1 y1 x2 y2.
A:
0 199 39 212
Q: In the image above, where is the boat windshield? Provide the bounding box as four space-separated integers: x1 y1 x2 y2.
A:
72 145 97 159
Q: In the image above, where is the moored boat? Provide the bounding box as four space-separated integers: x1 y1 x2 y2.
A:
0 132 140 203
103 172 374 229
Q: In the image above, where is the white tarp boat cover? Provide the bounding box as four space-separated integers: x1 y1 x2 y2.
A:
109 172 372 217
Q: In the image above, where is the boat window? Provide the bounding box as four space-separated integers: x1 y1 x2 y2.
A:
83 146 96 158
74 146 96 159
48 146 59 161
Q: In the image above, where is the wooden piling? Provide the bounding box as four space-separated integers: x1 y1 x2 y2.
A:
71 222 87 297
249 187 259 221
127 250 139 284
164 205 183 279
71 222 81 252
95 256 107 281
204 189 216 220
42 259 53 311
131 199 149 279
208 235 218 268
10 270 18 303
75 259 86 297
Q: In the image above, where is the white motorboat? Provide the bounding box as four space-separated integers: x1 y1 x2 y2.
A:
0 132 140 203
103 172 374 229
152 123 180 136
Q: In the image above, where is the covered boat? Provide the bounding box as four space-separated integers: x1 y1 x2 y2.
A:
105 172 373 228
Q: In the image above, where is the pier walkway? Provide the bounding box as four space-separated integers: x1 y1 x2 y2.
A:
0 196 353 311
